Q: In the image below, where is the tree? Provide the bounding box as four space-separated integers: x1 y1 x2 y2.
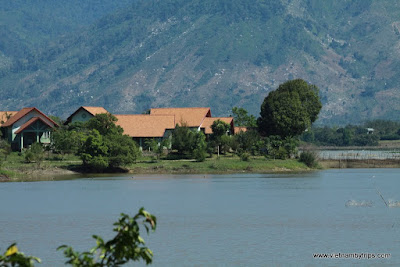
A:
86 113 123 137
79 115 141 171
52 127 85 158
265 136 298 160
232 129 262 157
192 131 207 162
106 134 140 168
79 129 109 171
209 120 230 156
171 123 196 156
24 143 45 167
59 208 156 266
145 138 170 160
0 244 40 266
171 124 207 160
0 140 12 161
257 79 322 138
231 107 257 127
48 115 63 125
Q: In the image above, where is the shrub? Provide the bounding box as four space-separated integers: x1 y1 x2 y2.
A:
299 151 318 168
193 148 206 162
24 151 35 163
0 140 12 160
24 143 44 166
237 150 250 161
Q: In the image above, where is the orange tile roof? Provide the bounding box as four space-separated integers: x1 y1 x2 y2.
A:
0 111 18 125
15 117 55 134
150 107 211 127
234 126 248 134
81 106 108 116
201 117 234 134
114 114 175 138
2 107 58 127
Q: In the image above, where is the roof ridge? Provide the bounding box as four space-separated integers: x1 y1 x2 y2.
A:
115 114 175 117
2 107 58 127
151 107 210 109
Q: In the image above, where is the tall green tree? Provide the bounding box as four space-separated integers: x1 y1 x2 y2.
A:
86 113 123 136
209 120 231 156
231 107 257 127
107 134 140 167
192 131 207 162
171 123 207 160
232 129 262 156
210 120 230 138
52 127 85 158
79 129 109 171
171 123 196 156
78 115 140 171
257 79 322 138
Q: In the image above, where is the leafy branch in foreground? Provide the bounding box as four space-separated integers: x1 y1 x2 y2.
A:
0 243 41 266
1 208 156 266
58 208 157 266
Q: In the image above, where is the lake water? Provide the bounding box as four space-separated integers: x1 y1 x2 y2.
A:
1 169 400 266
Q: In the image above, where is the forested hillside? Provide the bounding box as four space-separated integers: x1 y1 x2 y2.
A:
0 0 400 124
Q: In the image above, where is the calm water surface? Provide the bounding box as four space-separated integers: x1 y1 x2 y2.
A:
1 169 400 266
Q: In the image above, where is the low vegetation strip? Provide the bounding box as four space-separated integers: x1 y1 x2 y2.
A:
319 159 400 169
0 151 312 181
130 157 309 174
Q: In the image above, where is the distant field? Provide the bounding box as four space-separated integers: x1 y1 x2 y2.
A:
303 140 400 151
379 140 400 149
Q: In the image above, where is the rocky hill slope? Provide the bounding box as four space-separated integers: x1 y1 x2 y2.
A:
0 0 399 124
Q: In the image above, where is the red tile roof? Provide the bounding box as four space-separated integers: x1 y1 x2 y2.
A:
15 117 55 134
150 107 211 127
114 114 175 138
201 117 234 134
2 107 58 127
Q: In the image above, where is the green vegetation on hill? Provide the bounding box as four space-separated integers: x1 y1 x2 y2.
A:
1 0 400 124
0 0 133 50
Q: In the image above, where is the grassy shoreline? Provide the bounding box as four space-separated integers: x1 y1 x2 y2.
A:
0 153 313 181
1 152 399 182
129 157 311 174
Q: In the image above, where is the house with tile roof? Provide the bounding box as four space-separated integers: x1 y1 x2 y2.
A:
65 106 109 125
150 107 211 129
63 106 238 149
1 107 58 151
200 117 235 135
114 114 175 149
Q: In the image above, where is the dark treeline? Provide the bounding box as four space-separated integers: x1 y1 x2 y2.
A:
300 120 400 146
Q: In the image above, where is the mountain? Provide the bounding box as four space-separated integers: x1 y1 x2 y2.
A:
0 0 400 125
